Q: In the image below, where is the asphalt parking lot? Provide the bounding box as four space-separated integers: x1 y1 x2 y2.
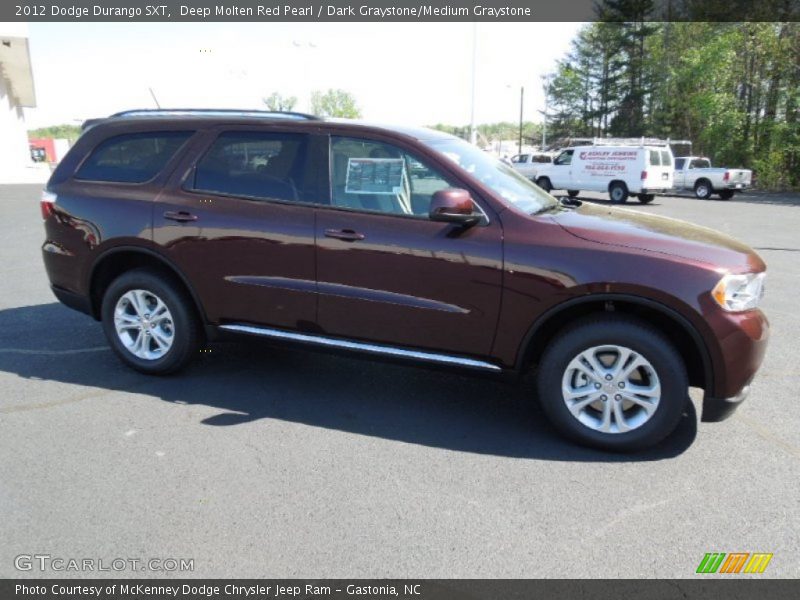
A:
1 184 798 579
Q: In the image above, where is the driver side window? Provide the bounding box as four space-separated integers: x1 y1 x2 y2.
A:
554 150 573 166
329 136 454 218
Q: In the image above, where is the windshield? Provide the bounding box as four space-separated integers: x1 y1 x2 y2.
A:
427 137 558 214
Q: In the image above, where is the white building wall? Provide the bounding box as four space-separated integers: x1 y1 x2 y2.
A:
0 74 33 172
0 24 49 183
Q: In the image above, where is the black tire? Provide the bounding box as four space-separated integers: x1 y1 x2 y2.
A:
609 182 629 203
694 179 713 200
638 194 655 204
101 268 201 375
536 177 552 192
536 315 688 451
567 190 580 198
718 190 734 200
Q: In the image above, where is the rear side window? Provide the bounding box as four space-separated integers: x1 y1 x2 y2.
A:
660 150 672 166
649 150 661 166
675 158 685 170
76 131 193 183
192 131 312 203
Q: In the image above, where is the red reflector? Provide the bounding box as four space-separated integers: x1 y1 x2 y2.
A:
40 190 56 220
40 202 54 220
641 170 648 180
723 171 730 181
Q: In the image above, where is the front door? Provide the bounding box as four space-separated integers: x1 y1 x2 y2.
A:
550 149 574 189
315 135 503 357
155 128 326 329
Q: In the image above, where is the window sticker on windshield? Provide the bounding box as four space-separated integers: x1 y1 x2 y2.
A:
345 158 405 194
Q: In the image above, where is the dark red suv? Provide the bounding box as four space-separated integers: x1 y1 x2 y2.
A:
41 109 769 450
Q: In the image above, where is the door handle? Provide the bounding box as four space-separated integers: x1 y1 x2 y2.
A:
163 211 198 222
324 228 365 242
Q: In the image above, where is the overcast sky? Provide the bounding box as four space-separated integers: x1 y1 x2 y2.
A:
23 22 583 128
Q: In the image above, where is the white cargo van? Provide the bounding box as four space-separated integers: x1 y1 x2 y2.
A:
534 141 675 204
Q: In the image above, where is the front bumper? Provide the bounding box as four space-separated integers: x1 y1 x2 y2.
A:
700 306 769 421
702 385 750 422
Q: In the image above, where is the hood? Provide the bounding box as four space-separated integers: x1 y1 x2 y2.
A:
549 202 765 272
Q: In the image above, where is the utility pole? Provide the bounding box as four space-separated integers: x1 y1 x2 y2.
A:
518 86 524 155
469 23 478 145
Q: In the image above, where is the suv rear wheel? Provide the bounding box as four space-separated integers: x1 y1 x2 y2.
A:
101 269 201 374
536 316 688 451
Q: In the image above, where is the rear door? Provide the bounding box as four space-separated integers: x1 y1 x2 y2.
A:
155 126 327 329
314 134 503 357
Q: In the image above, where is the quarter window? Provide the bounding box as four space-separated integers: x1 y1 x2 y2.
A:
192 131 313 203
76 131 193 183
330 136 463 218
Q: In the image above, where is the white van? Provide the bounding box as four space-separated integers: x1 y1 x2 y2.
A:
534 143 675 204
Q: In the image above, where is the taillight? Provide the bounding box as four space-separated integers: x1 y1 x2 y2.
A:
723 171 730 182
40 190 56 220
641 170 648 180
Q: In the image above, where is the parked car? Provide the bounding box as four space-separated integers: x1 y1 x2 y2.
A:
510 152 552 180
673 156 752 200
534 143 674 204
41 109 768 451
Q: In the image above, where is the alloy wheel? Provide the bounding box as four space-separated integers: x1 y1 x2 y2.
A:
561 344 661 434
114 289 175 360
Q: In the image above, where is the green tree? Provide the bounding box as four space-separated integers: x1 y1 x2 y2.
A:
310 89 362 118
543 17 800 189
28 124 82 140
262 92 298 112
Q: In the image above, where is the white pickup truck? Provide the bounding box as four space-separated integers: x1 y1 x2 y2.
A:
673 156 752 200
510 152 553 180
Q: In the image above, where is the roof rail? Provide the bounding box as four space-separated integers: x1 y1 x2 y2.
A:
587 136 693 148
108 108 321 121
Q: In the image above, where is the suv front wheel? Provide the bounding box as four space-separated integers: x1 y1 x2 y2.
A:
536 315 688 451
101 269 201 374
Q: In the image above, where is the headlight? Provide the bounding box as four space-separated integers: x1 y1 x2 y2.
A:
711 272 766 312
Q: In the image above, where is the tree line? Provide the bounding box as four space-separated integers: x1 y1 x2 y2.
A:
545 4 799 188
263 89 361 119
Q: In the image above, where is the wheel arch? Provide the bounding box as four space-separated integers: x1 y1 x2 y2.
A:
516 294 715 396
608 179 628 192
88 246 207 324
694 177 713 190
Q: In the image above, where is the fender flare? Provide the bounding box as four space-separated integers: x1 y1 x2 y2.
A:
514 293 716 396
87 245 208 323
